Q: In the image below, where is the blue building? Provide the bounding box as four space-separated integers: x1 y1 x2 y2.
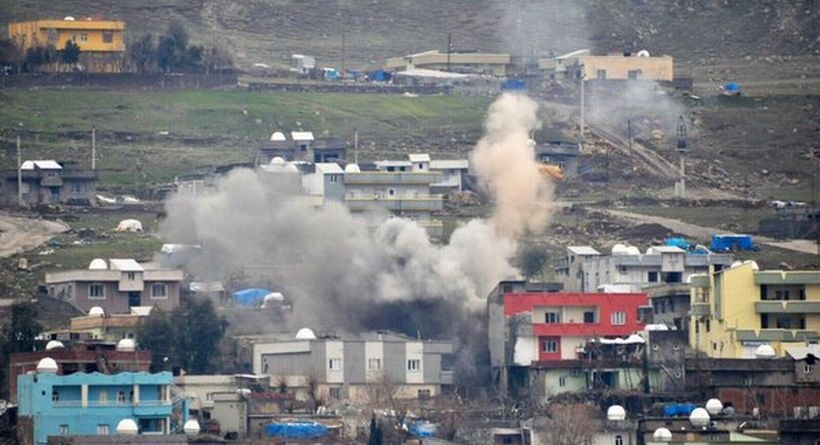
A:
17 365 186 445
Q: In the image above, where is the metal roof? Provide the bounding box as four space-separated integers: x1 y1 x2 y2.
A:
408 153 431 163
291 131 314 141
21 160 62 170
108 259 144 272
567 246 601 256
430 159 469 170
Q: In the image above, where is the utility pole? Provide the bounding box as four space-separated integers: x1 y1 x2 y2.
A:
627 119 633 170
91 126 96 170
676 115 688 199
446 33 452 72
17 135 22 206
354 129 359 164
340 26 346 74
580 69 586 139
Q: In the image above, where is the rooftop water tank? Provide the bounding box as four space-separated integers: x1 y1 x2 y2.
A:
116 338 136 352
89 306 105 317
705 398 723 415
607 405 626 421
653 427 672 442
116 419 138 435
183 419 201 435
36 357 59 373
296 327 317 340
754 344 776 359
689 407 710 427
46 340 65 351
89 258 108 270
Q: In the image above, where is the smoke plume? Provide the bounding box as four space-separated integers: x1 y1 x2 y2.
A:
472 93 554 238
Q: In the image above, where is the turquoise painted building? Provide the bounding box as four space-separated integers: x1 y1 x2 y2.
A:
17 370 186 445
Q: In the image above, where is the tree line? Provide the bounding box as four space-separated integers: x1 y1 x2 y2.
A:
0 22 233 74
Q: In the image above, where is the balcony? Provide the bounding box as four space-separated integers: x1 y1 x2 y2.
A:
345 172 443 185
345 196 443 212
691 302 711 317
755 301 820 314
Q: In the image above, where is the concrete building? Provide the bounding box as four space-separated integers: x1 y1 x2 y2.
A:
8 17 126 72
552 51 674 82
248 330 454 402
638 417 777 445
41 308 153 344
45 259 184 315
487 280 648 398
555 244 734 293
689 262 820 358
644 283 691 331
256 131 347 164
1 160 97 206
533 141 580 178
385 50 511 76
428 159 469 193
301 162 346 202
8 343 151 403
17 368 184 445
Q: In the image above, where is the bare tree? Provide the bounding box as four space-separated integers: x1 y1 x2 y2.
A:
537 403 597 445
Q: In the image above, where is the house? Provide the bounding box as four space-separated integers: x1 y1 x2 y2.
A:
257 131 348 165
386 50 511 76
8 17 126 72
292 54 316 74
644 283 691 331
17 364 185 445
40 308 151 344
1 160 97 206
556 51 674 82
247 329 454 402
175 374 272 436
688 262 820 358
533 141 580 178
637 416 778 445
429 159 469 193
555 244 734 293
301 162 346 202
8 341 151 403
486 280 648 398
45 259 184 315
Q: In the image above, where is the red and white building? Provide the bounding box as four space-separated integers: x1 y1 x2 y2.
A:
488 280 648 398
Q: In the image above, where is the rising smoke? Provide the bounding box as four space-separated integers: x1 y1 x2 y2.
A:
159 92 552 382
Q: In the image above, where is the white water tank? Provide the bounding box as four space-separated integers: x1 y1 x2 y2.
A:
89 306 105 317
116 338 136 352
116 418 138 435
45 340 65 351
183 419 201 435
653 427 672 441
89 258 108 270
36 357 59 373
296 327 317 340
754 344 776 359
689 407 710 427
607 404 626 421
706 398 724 415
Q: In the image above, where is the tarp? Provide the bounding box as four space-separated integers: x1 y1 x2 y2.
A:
501 79 527 91
665 237 691 250
409 421 439 437
725 82 741 92
370 70 392 82
710 234 754 252
664 403 697 417
264 421 329 439
232 288 272 307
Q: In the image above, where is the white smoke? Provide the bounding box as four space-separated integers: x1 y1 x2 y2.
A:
160 93 552 335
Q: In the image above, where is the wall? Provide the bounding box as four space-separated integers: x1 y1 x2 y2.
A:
580 55 674 81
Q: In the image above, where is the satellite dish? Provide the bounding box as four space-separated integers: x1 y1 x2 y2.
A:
637 50 650 57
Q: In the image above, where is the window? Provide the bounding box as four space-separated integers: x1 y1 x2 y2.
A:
615 435 624 445
52 390 60 402
329 174 339 183
583 311 595 324
329 387 341 398
103 31 113 43
206 392 213 401
97 424 109 435
328 358 342 370
388 188 396 196
648 271 659 282
99 391 108 404
407 359 421 371
71 182 83 193
418 389 431 399
611 311 626 325
367 358 382 371
805 364 815 374
151 283 167 299
80 32 88 42
627 70 641 80
60 425 69 435
596 69 607 80
126 271 136 280
660 301 666 313
559 377 566 387
542 339 558 353
117 390 126 403
706 319 711 332
89 283 105 299
545 312 561 323
669 300 675 312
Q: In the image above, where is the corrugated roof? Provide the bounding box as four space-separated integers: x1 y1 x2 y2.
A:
430 159 469 170
315 163 344 174
408 153 431 163
291 131 315 141
568 246 600 255
21 160 62 170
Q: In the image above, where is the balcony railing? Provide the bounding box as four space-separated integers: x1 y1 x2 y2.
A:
755 301 820 314
691 302 711 317
345 196 443 211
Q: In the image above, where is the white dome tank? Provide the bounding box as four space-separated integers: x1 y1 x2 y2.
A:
625 246 641 255
89 258 108 270
754 344 776 359
295 328 317 340
270 131 286 141
637 50 651 57
116 419 138 435
183 419 201 435
653 427 672 441
689 407 710 427
607 404 626 421
89 306 105 317
116 338 136 352
705 398 723 415
270 156 286 166
45 340 65 351
345 164 361 173
37 357 59 373
611 244 630 255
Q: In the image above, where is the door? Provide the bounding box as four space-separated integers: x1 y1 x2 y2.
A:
128 291 141 307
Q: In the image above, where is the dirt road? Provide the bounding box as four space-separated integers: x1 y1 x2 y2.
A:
0 211 69 258
602 208 818 255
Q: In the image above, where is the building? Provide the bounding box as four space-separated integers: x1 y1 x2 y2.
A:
688 261 820 358
549 51 674 82
45 259 184 315
638 417 778 445
533 141 580 178
248 329 454 402
385 50 511 76
644 283 691 331
555 244 734 293
8 17 126 72
8 342 151 403
779 419 820 445
486 280 648 398
1 160 97 206
41 308 152 344
256 131 347 164
17 366 185 445
428 159 469 193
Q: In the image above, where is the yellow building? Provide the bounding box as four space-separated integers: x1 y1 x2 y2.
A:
8 17 126 72
579 54 674 81
386 50 511 76
689 261 820 358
